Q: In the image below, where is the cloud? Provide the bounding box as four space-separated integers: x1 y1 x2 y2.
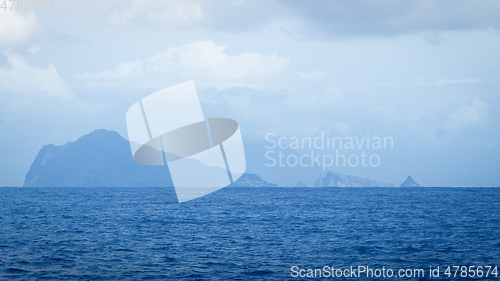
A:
334 121 351 135
106 0 287 33
0 11 39 47
0 51 81 140
105 1 500 37
109 0 204 26
415 78 482 87
298 71 326 81
76 41 291 89
281 0 500 37
0 51 72 99
445 99 487 131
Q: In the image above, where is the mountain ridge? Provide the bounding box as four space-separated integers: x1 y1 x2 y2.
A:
24 129 275 188
313 171 393 187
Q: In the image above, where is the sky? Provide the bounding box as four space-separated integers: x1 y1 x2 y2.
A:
1 0 499 187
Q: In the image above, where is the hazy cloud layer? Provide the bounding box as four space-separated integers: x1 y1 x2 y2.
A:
103 1 500 36
76 41 291 89
282 0 500 37
109 0 205 26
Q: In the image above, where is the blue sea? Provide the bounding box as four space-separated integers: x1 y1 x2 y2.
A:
0 187 499 280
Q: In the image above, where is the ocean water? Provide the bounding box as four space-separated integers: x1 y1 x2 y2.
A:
0 187 499 280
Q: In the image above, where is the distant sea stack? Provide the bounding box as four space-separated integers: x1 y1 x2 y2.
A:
399 175 420 187
229 173 277 187
295 180 307 187
314 171 393 187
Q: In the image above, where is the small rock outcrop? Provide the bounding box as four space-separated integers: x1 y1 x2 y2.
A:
229 173 277 187
399 175 420 187
295 180 307 187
